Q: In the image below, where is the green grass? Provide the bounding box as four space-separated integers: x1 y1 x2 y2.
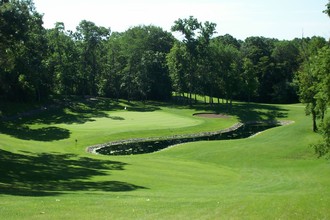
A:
0 98 329 219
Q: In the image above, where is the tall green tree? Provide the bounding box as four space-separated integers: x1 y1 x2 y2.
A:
241 58 259 103
296 60 319 132
310 46 330 157
138 26 174 100
211 41 242 109
46 22 80 95
210 35 243 104
75 20 110 96
241 37 275 102
118 25 174 101
271 40 300 103
0 0 48 101
197 21 217 103
171 16 201 103
167 42 189 98
296 37 327 132
96 32 123 98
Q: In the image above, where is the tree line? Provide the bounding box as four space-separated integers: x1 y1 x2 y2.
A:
0 1 329 104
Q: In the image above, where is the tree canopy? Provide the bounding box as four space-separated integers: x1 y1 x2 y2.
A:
324 0 330 17
0 0 328 110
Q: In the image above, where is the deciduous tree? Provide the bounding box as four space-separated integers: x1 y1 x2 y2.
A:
0 0 47 101
309 46 330 157
75 20 110 96
171 16 201 103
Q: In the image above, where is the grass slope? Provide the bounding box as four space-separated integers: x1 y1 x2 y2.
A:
0 99 329 219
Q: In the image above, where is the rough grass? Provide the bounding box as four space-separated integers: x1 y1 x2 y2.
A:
0 98 329 219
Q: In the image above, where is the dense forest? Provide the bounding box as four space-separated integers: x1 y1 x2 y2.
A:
0 0 329 105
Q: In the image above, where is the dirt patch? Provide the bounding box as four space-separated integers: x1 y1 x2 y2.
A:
193 113 231 119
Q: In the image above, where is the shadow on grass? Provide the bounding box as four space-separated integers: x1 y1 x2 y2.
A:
0 97 161 141
120 100 161 112
1 97 161 124
0 123 71 141
0 149 147 196
191 102 288 122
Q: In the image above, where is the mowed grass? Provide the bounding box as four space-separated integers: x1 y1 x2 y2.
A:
0 98 329 219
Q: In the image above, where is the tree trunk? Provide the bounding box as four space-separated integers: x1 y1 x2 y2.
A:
312 110 318 132
189 92 192 106
229 98 233 112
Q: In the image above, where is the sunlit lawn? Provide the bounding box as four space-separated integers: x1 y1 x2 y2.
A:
0 98 329 219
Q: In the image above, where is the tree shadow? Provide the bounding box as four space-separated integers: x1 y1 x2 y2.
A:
0 149 147 196
27 103 110 125
0 97 163 141
109 116 125 120
1 97 162 126
0 98 113 124
121 100 161 112
74 97 160 113
0 123 71 141
230 103 289 122
191 102 289 122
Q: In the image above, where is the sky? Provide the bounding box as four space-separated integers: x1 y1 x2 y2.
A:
33 0 330 40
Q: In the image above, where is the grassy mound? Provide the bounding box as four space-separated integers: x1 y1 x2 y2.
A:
0 99 329 219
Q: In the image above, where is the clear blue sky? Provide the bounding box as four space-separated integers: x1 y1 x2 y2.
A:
33 0 330 40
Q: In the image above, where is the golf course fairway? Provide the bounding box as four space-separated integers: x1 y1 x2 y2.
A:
0 99 329 219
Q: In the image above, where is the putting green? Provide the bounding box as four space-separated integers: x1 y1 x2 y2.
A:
0 106 237 153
